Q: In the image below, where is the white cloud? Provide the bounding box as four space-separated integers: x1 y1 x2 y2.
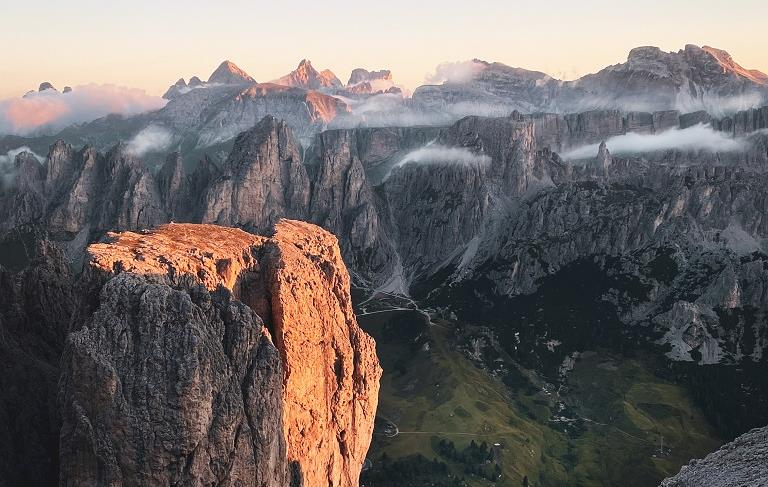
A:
384 144 491 181
126 125 173 156
0 84 166 136
330 93 518 130
426 60 486 84
562 124 747 159
674 91 764 116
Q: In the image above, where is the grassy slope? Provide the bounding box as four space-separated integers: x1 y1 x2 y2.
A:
360 308 720 487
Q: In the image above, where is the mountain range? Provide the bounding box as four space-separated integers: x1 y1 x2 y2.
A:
3 44 767 163
1 43 768 487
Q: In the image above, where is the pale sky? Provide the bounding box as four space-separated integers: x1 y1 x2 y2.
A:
1 0 766 98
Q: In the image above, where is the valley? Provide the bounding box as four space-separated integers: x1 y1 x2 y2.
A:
357 294 720 487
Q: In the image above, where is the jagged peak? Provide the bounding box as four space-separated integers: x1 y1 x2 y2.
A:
208 60 256 85
701 45 768 85
273 59 341 89
225 115 299 170
595 141 612 173
38 82 56 92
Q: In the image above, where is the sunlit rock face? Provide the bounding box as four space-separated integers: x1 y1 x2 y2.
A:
61 221 381 487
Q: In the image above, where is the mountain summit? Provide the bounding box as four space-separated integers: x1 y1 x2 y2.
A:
272 59 342 89
207 60 256 85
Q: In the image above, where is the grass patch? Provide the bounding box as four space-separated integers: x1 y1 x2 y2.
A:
360 305 721 487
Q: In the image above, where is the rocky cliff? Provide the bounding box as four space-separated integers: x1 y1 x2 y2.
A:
62 220 381 487
2 101 768 484
0 229 74 486
660 426 768 487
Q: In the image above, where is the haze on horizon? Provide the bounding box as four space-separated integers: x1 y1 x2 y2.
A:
1 0 766 99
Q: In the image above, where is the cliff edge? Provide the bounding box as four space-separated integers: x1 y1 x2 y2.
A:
60 220 381 486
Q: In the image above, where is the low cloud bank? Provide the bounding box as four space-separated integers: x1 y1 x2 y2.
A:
0 147 44 189
384 144 491 181
0 85 166 136
126 125 173 156
562 124 747 159
331 93 518 129
674 92 764 116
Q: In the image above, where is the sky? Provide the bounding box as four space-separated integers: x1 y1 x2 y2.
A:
1 0 766 98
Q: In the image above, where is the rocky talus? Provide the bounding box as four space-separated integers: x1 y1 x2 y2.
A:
660 426 768 487
62 220 381 487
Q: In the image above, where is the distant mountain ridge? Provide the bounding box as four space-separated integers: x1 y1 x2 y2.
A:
4 44 767 166
414 44 768 114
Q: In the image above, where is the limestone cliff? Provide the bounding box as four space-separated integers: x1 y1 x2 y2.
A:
63 220 381 487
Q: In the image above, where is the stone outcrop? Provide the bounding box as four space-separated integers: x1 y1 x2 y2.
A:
201 116 310 232
306 128 398 282
62 220 381 487
595 141 612 174
660 426 768 487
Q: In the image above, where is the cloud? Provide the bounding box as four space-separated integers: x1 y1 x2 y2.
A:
426 60 486 84
384 143 491 181
0 146 44 189
126 125 173 156
330 93 518 129
0 85 167 136
561 124 747 159
561 90 765 116
674 91 764 116
331 93 450 128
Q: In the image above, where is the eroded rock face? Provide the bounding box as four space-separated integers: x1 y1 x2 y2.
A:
201 117 310 232
66 221 381 487
264 220 381 487
660 426 768 487
41 142 165 236
306 129 398 283
0 232 74 486
59 274 288 487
